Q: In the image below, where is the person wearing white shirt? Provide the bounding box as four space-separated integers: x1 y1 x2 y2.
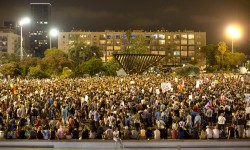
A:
113 127 124 149
206 126 213 139
218 113 226 130
154 128 161 140
245 127 250 138
212 126 220 139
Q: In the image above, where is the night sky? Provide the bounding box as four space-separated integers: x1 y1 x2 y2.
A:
0 0 249 52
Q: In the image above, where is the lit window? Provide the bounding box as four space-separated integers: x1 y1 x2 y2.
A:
44 22 48 24
181 40 187 44
159 34 165 39
152 34 158 39
159 40 165 45
188 34 194 39
181 34 187 39
168 36 171 39
173 51 180 56
181 51 187 56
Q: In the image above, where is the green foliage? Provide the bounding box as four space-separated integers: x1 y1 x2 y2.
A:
28 65 49 79
41 48 73 76
223 52 246 69
175 65 200 76
247 62 250 71
0 62 21 78
78 57 103 76
20 57 41 76
0 52 11 64
60 67 74 78
200 44 218 66
120 35 150 54
44 48 67 57
102 59 120 76
205 65 219 73
68 44 103 65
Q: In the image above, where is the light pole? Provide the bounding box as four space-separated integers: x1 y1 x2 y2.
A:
49 28 59 49
226 25 241 53
19 17 30 61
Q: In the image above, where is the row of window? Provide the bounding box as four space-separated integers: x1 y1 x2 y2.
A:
65 33 200 40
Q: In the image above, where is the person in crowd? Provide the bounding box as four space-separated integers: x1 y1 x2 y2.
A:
0 73 249 141
212 125 220 139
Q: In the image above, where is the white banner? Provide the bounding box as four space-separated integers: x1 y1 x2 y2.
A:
161 82 171 93
245 93 250 101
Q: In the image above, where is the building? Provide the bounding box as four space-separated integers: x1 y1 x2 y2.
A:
30 2 51 57
0 31 20 54
58 30 206 66
0 21 21 57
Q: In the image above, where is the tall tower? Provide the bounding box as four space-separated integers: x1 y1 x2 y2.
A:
30 1 51 57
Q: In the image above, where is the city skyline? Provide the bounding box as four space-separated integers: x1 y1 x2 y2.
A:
0 0 249 53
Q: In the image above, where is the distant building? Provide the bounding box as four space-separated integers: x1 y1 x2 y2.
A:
30 2 51 57
58 30 206 66
0 31 20 54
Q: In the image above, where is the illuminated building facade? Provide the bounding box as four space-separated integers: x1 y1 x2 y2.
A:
30 2 51 57
58 30 206 66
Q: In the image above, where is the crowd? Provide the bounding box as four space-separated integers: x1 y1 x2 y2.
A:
0 73 250 141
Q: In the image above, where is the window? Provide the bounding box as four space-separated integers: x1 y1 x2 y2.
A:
131 34 135 39
168 36 171 40
181 34 187 39
181 46 187 51
188 51 195 56
159 40 165 45
181 51 187 56
145 35 150 39
173 51 180 56
174 34 180 40
188 34 194 39
2 42 7 46
189 46 194 50
159 34 165 39
189 40 194 45
107 35 112 39
115 35 120 39
152 34 158 39
122 34 126 39
181 40 187 44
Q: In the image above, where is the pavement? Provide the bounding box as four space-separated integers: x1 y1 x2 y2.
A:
0 139 250 149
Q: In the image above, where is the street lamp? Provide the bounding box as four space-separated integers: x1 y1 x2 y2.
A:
19 17 30 61
49 28 59 49
226 25 241 53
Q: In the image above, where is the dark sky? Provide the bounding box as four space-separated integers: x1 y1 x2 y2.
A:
0 0 250 52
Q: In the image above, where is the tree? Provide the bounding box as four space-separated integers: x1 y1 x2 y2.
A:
0 62 21 78
175 65 200 77
102 59 120 76
41 48 73 76
68 44 103 65
223 52 246 69
217 41 227 69
200 44 218 66
28 65 49 79
60 67 74 78
20 57 41 76
78 57 103 76
120 35 150 54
